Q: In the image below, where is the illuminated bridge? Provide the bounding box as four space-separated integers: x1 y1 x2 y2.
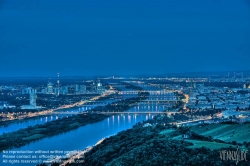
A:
51 111 179 115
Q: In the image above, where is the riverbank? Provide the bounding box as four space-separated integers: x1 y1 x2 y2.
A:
0 115 51 128
0 93 117 128
0 91 149 151
67 117 250 166
0 113 110 151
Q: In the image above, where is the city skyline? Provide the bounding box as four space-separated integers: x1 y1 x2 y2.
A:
0 70 250 78
1 1 250 165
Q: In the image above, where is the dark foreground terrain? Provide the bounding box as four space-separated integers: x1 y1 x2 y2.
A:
63 117 250 166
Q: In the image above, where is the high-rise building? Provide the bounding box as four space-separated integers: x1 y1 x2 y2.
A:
90 83 96 93
78 85 86 94
61 86 69 95
68 86 75 94
30 93 36 106
42 88 47 94
53 87 60 95
21 92 42 110
47 82 53 94
97 82 105 94
74 84 79 92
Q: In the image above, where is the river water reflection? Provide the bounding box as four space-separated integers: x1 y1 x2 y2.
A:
0 90 173 165
0 113 155 166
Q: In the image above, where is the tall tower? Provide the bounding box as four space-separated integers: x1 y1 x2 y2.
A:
57 73 60 96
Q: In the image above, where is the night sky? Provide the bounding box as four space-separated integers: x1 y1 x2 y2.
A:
0 0 250 77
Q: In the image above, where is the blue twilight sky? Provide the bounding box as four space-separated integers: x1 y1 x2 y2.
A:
0 0 250 77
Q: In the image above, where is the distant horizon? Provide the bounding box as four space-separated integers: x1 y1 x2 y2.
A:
0 69 250 78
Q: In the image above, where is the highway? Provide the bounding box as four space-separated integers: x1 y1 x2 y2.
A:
0 92 115 121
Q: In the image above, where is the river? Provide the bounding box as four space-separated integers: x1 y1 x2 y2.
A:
0 112 156 165
0 88 175 165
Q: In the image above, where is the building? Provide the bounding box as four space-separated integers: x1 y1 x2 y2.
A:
90 83 97 93
78 85 86 94
47 82 54 94
197 96 207 100
41 88 47 94
22 87 37 94
53 87 59 95
61 86 69 95
30 93 36 106
196 83 204 88
222 109 240 118
74 84 79 93
21 92 43 110
243 83 250 89
0 101 15 110
97 82 105 94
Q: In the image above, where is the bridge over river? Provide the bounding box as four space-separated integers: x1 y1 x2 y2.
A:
51 111 179 115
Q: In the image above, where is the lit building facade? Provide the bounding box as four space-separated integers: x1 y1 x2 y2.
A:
47 82 54 94
30 93 37 106
97 82 105 94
